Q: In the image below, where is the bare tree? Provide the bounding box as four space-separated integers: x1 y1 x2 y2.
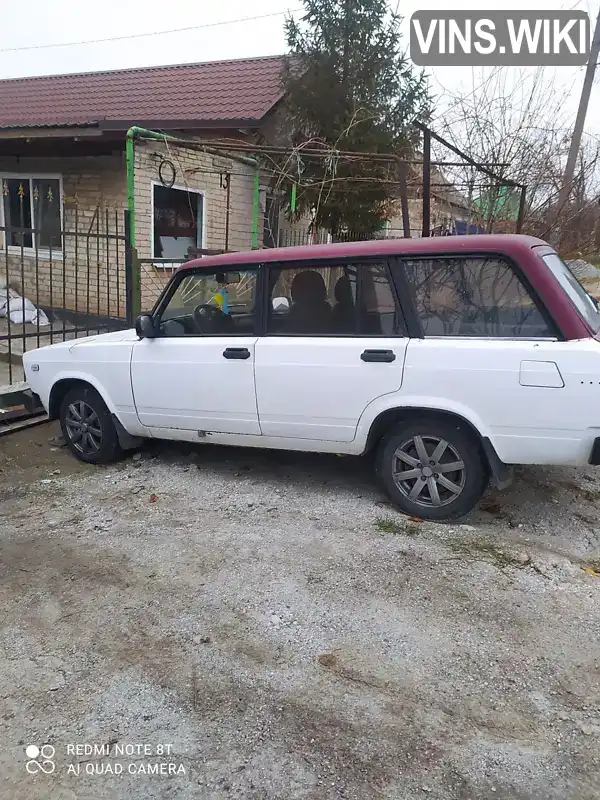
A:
430 67 600 254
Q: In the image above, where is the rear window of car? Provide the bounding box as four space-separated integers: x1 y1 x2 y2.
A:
542 252 600 334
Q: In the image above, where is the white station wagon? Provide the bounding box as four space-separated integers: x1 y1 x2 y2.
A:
22 235 600 521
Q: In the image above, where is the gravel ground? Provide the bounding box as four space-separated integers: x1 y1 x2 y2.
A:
1 423 600 800
566 259 600 280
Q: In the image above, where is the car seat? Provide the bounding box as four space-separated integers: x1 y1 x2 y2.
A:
331 275 355 333
283 270 331 334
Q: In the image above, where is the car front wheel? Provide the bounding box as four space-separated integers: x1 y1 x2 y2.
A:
59 385 122 464
376 417 489 521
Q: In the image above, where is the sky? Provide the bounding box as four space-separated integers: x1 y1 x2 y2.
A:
0 0 598 136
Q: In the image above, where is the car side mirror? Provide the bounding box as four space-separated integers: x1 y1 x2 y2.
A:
135 314 157 339
272 296 290 311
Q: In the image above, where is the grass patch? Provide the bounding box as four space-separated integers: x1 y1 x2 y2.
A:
375 516 405 534
375 516 422 537
446 537 525 569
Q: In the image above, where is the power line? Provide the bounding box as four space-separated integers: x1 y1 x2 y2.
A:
0 9 302 54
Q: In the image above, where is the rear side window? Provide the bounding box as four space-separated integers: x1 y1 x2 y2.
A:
403 256 553 338
360 263 401 335
266 261 403 336
542 252 600 334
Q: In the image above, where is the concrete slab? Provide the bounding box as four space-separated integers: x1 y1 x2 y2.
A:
0 372 27 394
0 360 24 388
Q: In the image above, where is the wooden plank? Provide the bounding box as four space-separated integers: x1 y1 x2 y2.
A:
0 413 49 437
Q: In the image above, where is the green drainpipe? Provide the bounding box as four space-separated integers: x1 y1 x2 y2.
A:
125 128 259 245
125 130 136 248
126 126 179 250
124 126 262 310
125 127 180 319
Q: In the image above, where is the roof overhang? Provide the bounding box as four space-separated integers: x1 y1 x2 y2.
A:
0 117 266 142
98 118 263 132
0 125 102 139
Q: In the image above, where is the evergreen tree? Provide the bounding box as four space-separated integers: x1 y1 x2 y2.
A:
278 0 430 236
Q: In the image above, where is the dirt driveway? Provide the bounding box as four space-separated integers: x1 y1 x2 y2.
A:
1 423 600 800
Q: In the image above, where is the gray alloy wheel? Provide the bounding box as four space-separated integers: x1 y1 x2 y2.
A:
59 384 122 464
391 434 466 508
376 417 489 521
64 400 104 456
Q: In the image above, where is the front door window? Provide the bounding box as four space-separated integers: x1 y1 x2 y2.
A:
158 268 258 336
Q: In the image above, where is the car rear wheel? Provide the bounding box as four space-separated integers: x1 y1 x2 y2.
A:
376 417 489 521
59 385 122 464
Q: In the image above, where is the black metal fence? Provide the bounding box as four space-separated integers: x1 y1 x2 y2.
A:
1 205 133 386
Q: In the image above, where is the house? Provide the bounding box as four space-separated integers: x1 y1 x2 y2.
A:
0 55 480 337
385 164 479 238
0 56 285 317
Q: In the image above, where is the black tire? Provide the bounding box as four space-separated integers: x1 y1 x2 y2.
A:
59 384 122 465
376 417 489 521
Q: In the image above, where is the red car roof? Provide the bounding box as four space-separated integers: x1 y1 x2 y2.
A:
177 234 592 341
180 234 548 272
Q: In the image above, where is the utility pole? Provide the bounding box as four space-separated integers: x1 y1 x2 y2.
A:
557 10 600 222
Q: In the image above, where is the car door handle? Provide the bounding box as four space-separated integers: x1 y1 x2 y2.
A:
223 347 251 360
361 349 396 363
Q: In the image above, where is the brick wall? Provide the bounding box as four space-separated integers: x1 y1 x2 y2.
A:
0 154 128 318
0 142 259 318
133 141 256 310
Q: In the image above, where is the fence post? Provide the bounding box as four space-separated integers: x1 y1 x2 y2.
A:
422 126 431 238
516 185 527 234
397 158 411 238
251 167 260 249
224 174 231 252
124 209 140 325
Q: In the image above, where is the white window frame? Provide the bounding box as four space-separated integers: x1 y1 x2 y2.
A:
0 173 63 257
150 181 206 269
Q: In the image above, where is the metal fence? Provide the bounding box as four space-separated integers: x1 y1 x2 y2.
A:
1 205 133 387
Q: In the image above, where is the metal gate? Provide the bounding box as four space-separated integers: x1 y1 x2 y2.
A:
1 200 133 387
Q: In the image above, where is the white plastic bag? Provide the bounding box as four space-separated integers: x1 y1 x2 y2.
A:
0 285 50 325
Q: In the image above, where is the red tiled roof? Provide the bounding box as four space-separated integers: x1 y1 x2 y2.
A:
0 56 285 129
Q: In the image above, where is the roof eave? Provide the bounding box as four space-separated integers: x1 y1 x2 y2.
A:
0 123 102 139
98 118 265 132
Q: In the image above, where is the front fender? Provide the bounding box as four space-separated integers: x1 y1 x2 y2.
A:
48 370 121 417
46 369 149 439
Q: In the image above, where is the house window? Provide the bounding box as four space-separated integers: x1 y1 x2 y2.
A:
152 185 204 261
1 176 61 250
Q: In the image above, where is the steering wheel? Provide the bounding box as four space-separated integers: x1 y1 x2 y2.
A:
193 304 225 333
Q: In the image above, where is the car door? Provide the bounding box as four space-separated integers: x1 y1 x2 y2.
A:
254 259 409 442
398 252 583 464
131 266 261 435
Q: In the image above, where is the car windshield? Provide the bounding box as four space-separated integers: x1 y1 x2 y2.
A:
542 252 600 334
